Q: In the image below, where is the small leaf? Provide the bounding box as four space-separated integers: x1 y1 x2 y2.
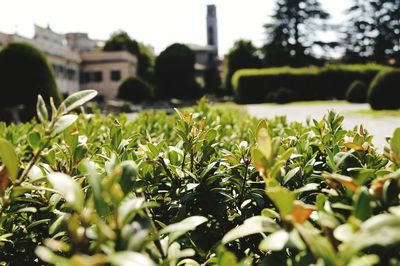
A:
51 114 78 136
256 120 272 160
391 128 400 155
47 173 84 211
160 216 207 243
283 167 300 184
259 230 289 251
222 216 279 244
36 95 48 123
61 90 98 113
266 185 295 217
108 251 155 266
292 200 314 224
0 138 19 181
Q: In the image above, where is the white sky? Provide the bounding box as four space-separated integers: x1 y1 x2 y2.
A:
0 0 349 56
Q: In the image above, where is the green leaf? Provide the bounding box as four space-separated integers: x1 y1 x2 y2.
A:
0 138 19 181
283 167 300 184
222 216 279 244
82 160 108 218
108 251 155 266
340 214 400 263
256 120 272 160
160 216 208 243
259 229 289 251
266 186 295 217
47 173 84 211
391 128 400 155
353 187 372 221
36 95 48 123
51 114 78 136
61 90 98 113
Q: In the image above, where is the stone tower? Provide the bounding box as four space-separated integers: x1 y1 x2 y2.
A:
206 5 218 55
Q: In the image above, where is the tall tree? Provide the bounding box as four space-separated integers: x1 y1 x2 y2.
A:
103 31 155 83
342 0 376 63
155 43 201 99
263 0 330 67
343 0 400 65
225 40 262 94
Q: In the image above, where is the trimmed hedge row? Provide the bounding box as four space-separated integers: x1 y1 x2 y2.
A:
232 64 392 103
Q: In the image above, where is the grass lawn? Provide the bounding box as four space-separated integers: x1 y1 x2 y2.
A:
348 108 400 117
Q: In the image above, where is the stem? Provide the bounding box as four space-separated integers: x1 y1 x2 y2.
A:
144 207 166 259
181 152 186 170
238 159 250 204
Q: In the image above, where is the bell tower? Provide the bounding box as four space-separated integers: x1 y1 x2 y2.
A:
206 4 218 55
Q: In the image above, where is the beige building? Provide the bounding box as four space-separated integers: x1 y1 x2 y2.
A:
80 51 138 100
0 25 137 100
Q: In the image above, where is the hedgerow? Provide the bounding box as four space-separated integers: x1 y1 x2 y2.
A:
232 64 392 103
0 91 400 265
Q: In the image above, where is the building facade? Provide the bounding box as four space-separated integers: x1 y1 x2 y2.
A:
0 25 137 100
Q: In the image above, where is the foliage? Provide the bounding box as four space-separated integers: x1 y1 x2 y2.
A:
368 69 400 110
117 76 153 103
232 64 392 103
1 92 400 265
225 40 262 94
104 31 155 84
342 0 400 65
272 87 295 104
155 43 201 99
263 0 330 67
0 42 61 122
346 80 367 103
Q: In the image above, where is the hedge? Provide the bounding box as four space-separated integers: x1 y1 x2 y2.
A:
0 42 61 121
117 76 153 103
346 80 367 103
232 64 393 103
368 70 400 110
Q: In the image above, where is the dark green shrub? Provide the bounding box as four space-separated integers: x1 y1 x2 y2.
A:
0 42 61 121
274 87 295 104
318 64 389 99
346 80 367 103
232 67 319 103
155 43 202 99
117 76 153 103
232 64 391 104
368 70 400 110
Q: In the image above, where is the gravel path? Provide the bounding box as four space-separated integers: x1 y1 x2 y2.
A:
247 103 400 149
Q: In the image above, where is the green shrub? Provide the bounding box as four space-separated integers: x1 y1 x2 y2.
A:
155 43 202 99
273 87 295 103
346 80 368 103
0 42 61 121
232 64 391 103
117 76 153 103
2 93 400 264
368 70 400 110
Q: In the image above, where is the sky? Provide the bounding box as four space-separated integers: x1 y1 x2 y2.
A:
0 0 349 56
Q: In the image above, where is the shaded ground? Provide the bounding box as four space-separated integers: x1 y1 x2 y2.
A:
247 102 400 149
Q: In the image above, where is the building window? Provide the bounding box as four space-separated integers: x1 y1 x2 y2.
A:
94 71 103 82
67 69 76 80
111 70 121 81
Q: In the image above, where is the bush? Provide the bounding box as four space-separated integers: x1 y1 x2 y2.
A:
273 87 295 104
117 76 153 103
155 43 202 99
232 64 391 103
368 70 400 110
0 42 61 121
346 80 368 103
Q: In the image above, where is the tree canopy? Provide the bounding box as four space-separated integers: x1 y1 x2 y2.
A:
225 40 262 93
263 0 330 67
103 31 155 83
155 43 201 99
